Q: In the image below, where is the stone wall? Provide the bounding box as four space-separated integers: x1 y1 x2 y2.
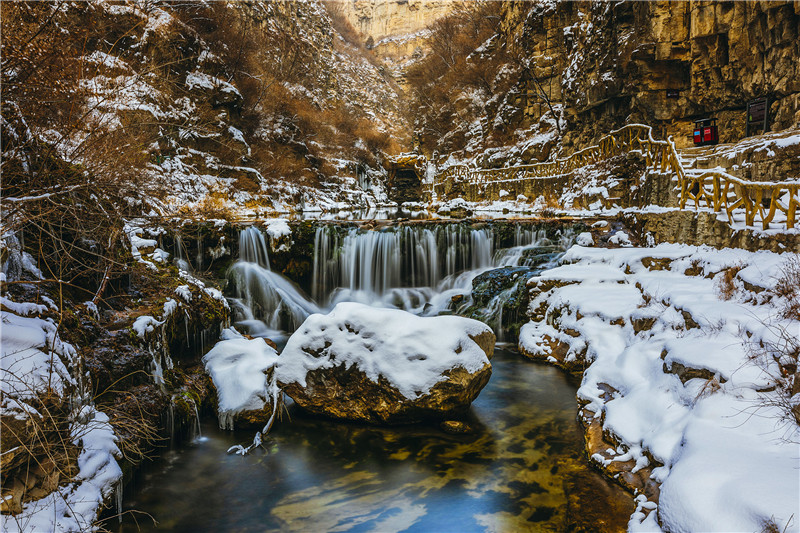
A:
623 210 800 253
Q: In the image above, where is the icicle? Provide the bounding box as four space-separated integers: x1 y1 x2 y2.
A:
183 311 190 350
167 397 175 448
227 381 281 456
114 479 123 523
191 399 202 440
196 228 204 271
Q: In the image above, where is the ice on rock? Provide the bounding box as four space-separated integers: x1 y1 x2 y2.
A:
575 232 594 246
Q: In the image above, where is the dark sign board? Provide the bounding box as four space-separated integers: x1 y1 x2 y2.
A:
746 97 769 137
749 100 767 122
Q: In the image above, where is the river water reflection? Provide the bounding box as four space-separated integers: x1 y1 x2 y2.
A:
120 347 632 532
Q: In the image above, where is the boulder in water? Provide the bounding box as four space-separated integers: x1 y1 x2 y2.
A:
203 328 280 430
277 302 495 424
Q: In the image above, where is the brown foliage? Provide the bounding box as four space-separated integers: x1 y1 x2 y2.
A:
716 264 745 300
746 256 800 432
0 389 80 514
406 1 507 154
775 255 800 321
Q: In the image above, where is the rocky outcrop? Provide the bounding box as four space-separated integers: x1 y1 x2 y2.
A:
464 266 539 339
622 210 800 253
277 302 495 424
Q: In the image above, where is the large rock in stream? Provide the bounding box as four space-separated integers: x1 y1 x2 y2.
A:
277 302 495 424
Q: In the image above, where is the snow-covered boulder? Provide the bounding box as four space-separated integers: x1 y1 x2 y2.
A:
277 303 495 424
437 197 473 217
203 328 280 430
575 232 594 246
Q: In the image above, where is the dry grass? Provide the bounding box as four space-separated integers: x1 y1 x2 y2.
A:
775 255 800 320
746 256 800 432
716 263 745 300
0 388 79 513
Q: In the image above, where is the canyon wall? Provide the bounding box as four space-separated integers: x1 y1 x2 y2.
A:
410 0 800 164
339 0 455 43
501 0 800 149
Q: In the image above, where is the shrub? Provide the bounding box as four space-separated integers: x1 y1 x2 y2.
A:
747 256 800 432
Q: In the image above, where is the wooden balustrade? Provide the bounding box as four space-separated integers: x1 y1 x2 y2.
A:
432 124 797 230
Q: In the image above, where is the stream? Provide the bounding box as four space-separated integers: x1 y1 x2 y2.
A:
119 221 634 531
119 347 632 532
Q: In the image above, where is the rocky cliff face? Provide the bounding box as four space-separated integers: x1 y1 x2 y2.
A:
412 0 799 165
502 0 800 149
340 0 454 43
338 0 455 92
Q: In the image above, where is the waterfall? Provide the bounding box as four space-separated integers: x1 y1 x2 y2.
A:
238 226 270 267
174 235 192 272
312 224 498 305
310 223 573 326
232 222 572 337
228 226 318 336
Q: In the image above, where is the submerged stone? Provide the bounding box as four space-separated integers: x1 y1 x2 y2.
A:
278 302 495 424
440 420 473 434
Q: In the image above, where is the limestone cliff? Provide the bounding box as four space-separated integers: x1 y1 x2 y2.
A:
337 0 455 90
411 0 800 164
504 0 800 148
339 0 454 43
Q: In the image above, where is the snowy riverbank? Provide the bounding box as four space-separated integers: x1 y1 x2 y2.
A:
519 243 800 532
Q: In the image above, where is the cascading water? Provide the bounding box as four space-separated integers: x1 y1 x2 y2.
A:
227 227 319 340
309 223 574 325
312 225 495 307
228 223 572 339
173 235 192 272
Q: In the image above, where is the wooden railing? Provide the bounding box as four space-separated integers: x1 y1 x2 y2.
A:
432 124 798 230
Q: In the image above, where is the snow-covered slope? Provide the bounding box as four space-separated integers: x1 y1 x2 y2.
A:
2 0 409 219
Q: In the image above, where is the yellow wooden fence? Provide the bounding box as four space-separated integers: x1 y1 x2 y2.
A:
432 124 798 230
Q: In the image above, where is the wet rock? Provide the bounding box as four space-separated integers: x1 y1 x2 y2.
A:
465 266 538 339
472 267 532 308
278 303 495 424
580 407 661 503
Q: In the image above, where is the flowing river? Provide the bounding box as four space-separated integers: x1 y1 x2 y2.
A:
119 221 634 531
